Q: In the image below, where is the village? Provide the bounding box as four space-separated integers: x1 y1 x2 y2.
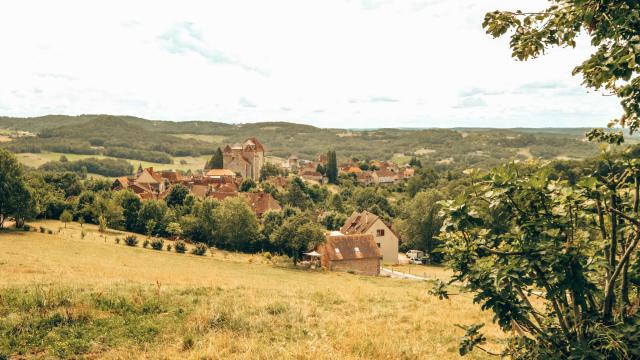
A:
111 137 409 275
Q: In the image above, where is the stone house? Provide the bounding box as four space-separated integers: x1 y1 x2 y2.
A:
372 170 398 185
341 210 399 264
300 170 324 183
222 137 265 181
317 233 381 276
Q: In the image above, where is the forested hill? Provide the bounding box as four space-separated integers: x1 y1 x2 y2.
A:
0 114 613 170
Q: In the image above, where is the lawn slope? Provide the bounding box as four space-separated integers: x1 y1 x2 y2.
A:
0 220 504 359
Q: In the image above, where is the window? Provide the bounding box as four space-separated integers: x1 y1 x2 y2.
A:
376 229 385 237
377 243 381 248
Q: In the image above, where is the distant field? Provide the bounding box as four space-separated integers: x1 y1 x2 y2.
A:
390 153 412 166
0 220 505 359
16 152 210 173
172 133 226 144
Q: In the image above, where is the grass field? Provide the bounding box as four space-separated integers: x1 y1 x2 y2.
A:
15 152 211 173
0 220 505 359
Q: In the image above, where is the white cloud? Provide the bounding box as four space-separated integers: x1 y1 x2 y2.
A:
0 0 621 128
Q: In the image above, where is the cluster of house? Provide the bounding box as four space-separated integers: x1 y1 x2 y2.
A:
284 154 414 185
112 138 281 218
111 137 401 275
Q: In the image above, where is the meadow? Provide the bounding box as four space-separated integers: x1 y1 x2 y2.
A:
0 220 505 359
15 152 211 174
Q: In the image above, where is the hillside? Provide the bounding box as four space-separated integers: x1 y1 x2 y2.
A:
0 114 607 170
0 220 502 359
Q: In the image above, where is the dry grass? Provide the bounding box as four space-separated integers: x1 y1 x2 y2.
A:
0 220 506 359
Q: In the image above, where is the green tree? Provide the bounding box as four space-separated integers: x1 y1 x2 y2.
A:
395 189 444 263
319 211 347 231
166 184 189 207
326 150 338 184
436 161 640 357
270 213 326 265
214 197 259 251
482 1 640 144
259 210 284 251
283 177 312 210
0 149 26 228
259 162 280 181
117 190 141 232
60 209 73 228
240 178 257 192
12 183 37 228
137 200 168 235
205 147 224 169
166 222 182 240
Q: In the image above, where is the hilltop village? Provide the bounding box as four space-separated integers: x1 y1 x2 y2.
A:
111 137 407 271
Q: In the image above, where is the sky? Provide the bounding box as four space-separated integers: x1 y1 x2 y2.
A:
0 0 622 129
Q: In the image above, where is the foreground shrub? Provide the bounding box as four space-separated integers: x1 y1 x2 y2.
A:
115 237 120 244
39 226 45 233
124 235 138 247
166 244 172 252
182 334 194 351
191 243 207 256
175 241 186 254
143 239 149 248
22 224 30 231
151 238 164 250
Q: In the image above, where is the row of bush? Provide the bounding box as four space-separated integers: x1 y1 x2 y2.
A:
116 235 207 256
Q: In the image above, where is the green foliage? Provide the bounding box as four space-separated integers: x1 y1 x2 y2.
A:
143 239 149 248
326 150 338 184
174 241 187 253
319 211 347 231
191 243 208 256
395 189 444 262
282 177 312 210
270 213 326 265
124 235 138 247
0 149 36 229
165 185 189 208
150 238 164 251
483 2 640 143
117 190 141 232
166 222 182 239
213 197 259 251
239 179 257 192
259 162 280 181
438 160 640 357
39 157 133 177
137 201 168 235
205 147 224 169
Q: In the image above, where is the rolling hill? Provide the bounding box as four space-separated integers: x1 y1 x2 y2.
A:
0 114 612 171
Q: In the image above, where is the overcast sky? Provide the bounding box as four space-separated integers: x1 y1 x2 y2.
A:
0 0 621 128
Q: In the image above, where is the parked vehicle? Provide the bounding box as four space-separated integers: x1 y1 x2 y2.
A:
406 250 424 261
